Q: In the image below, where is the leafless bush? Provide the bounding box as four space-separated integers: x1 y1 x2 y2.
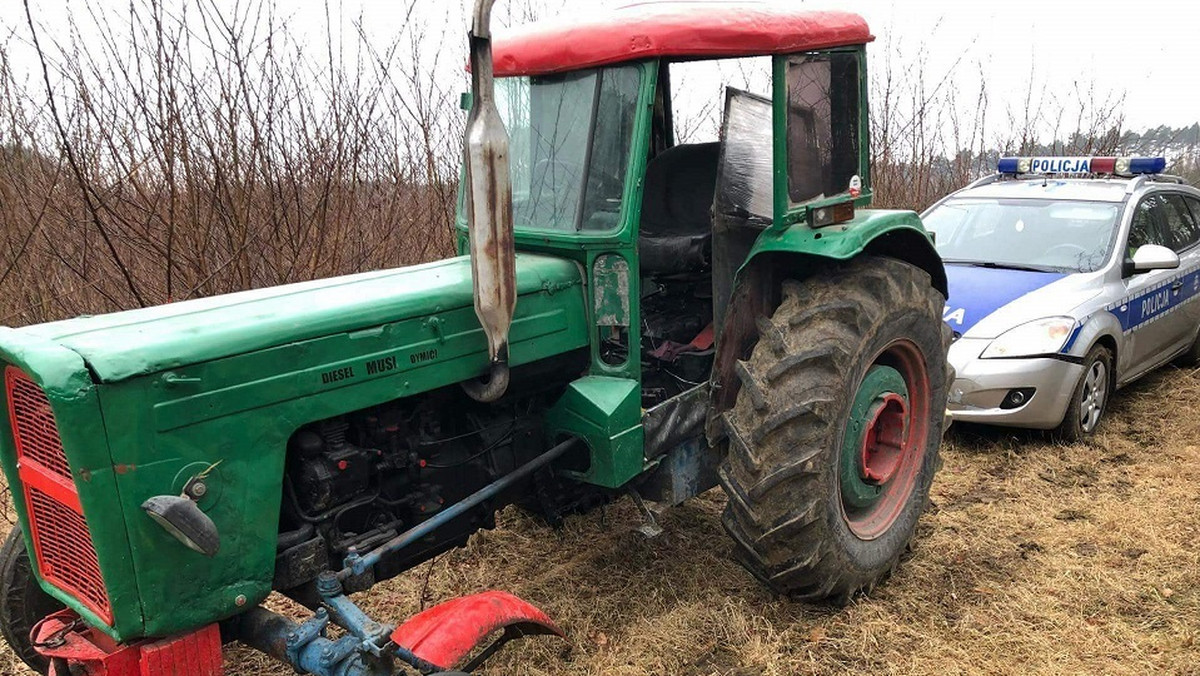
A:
1 2 1193 330
2 0 463 325
868 32 1132 211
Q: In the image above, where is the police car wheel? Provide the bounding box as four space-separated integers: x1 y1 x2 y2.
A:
0 528 63 674
1055 344 1112 441
718 256 950 604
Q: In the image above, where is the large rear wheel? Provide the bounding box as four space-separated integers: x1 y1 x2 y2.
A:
0 529 62 674
718 256 950 603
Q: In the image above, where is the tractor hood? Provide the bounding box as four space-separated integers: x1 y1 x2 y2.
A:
14 254 583 383
0 252 590 642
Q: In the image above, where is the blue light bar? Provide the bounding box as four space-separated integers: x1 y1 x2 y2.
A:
1127 157 1167 174
997 157 1021 174
997 156 1168 176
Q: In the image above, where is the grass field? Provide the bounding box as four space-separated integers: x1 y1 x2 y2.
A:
1 364 1197 675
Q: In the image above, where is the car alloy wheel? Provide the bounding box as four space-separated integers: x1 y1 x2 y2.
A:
1079 360 1107 433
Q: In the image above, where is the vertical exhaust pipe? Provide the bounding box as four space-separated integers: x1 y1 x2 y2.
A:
462 0 516 402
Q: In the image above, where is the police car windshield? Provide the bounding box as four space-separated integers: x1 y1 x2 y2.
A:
925 198 1119 273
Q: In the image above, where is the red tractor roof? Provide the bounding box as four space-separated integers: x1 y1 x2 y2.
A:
492 2 873 77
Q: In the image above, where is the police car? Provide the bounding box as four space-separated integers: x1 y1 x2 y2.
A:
923 156 1200 439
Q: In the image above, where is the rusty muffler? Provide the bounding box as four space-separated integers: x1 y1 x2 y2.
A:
462 0 516 403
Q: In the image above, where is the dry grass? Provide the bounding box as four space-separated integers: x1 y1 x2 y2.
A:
360 365 1200 675
209 364 1196 675
7 366 1191 675
370 364 1199 676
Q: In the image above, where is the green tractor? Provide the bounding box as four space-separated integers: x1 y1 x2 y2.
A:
0 2 949 674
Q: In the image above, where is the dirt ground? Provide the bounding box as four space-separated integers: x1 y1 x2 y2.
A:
1 365 1198 675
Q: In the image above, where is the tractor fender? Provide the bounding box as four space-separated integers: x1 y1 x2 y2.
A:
743 209 946 297
706 209 947 441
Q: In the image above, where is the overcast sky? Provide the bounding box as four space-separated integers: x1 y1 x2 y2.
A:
850 0 1200 132
314 0 1200 133
8 1 1200 137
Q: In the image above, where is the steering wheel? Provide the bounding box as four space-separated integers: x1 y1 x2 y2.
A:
533 158 577 181
533 158 624 211
1043 243 1088 260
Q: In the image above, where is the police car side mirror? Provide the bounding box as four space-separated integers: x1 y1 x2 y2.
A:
1129 244 1180 274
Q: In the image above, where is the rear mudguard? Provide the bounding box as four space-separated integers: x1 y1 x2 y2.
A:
746 209 945 295
708 209 946 440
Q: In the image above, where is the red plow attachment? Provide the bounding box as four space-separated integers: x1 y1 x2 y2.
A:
391 590 564 672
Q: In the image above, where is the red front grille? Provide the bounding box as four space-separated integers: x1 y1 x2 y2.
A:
5 367 112 624
5 370 71 480
28 488 110 616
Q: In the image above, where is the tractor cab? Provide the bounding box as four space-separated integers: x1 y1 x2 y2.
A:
461 5 888 415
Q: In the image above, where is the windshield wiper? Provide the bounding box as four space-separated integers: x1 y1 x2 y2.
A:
942 259 1063 273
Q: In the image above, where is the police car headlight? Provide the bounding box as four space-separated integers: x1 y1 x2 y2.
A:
980 317 1076 359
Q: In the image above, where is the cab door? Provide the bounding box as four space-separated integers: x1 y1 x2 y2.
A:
771 47 867 225
1121 193 1183 376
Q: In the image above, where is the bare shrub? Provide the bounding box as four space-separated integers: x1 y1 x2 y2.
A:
3 0 463 325
1 2 1194 330
868 32 1132 212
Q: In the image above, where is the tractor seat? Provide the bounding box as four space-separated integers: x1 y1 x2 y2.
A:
639 143 719 274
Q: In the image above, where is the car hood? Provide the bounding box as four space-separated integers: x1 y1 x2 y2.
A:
944 264 1101 339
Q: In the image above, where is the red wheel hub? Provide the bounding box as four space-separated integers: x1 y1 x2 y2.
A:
839 339 932 540
860 393 908 484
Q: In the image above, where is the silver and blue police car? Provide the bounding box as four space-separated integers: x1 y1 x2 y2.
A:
923 156 1200 439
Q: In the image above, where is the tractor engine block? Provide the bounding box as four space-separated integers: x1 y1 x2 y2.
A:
273 353 592 601
290 420 377 514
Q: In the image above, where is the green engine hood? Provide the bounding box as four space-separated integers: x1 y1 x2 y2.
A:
0 252 590 641
18 254 581 383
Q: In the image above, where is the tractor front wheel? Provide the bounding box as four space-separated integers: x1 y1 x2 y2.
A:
718 256 950 603
0 528 62 674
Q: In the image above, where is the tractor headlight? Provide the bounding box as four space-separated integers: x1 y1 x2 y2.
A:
142 495 220 556
980 317 1076 359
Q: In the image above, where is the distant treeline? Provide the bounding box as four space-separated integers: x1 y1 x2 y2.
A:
1122 123 1200 151
875 131 1200 212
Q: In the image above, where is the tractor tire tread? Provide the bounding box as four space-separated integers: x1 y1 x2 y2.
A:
0 529 61 675
719 256 947 604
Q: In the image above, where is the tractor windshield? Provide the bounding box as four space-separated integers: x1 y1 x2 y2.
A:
494 65 641 232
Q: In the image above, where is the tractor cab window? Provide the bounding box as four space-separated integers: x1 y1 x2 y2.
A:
495 65 640 232
714 88 774 221
785 52 861 205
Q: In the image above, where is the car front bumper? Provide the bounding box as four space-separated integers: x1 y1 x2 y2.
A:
946 338 1084 429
